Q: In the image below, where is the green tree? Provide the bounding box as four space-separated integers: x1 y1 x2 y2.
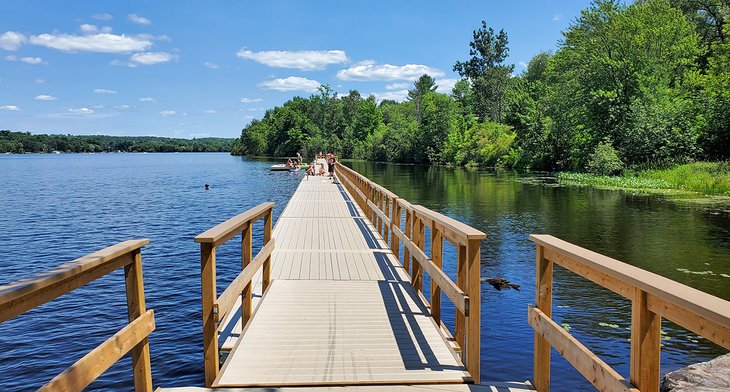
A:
454 20 514 122
408 74 438 121
701 23 730 159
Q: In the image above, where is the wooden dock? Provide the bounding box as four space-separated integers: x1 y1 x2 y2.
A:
215 176 469 387
186 167 537 391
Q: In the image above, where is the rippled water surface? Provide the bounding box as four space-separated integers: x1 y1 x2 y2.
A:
348 161 730 391
0 153 302 391
1 154 728 391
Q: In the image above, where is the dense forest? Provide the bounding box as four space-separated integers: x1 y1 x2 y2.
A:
0 131 235 153
232 0 730 174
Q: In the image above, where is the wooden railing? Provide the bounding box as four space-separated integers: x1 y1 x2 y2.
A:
529 234 730 392
336 163 486 383
195 202 275 387
0 240 154 392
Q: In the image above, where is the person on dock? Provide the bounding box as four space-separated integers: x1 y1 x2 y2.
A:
327 153 336 179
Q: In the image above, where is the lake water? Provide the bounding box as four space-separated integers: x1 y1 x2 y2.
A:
0 154 727 391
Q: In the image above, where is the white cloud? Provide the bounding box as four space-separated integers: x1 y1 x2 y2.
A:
110 59 135 67
94 88 117 94
92 13 113 21
114 104 130 109
128 13 151 25
139 97 156 102
69 107 94 114
337 61 444 81
5 55 43 64
80 24 111 34
204 61 219 69
240 97 263 103
80 24 98 33
553 14 563 21
371 90 409 102
0 105 21 111
519 61 528 69
21 56 43 64
258 76 321 92
205 109 217 114
160 110 176 116
435 78 459 94
237 49 348 71
0 31 26 51
130 51 177 65
385 82 410 90
35 79 45 84
29 33 152 53
35 95 57 101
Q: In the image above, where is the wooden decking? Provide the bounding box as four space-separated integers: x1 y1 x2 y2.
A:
214 176 471 387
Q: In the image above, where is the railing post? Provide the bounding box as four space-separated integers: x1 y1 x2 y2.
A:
430 223 443 324
534 244 552 392
200 242 219 387
630 288 661 392
412 215 425 293
466 238 481 384
404 208 412 272
263 208 273 292
383 196 391 241
377 191 381 231
390 200 401 258
241 222 253 327
124 249 153 392
455 244 467 351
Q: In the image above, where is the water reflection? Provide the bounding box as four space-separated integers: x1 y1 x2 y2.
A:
347 160 730 389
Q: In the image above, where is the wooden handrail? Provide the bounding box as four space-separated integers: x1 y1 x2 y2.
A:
393 225 469 316
0 240 154 392
531 234 730 340
337 163 484 383
529 234 730 392
413 205 486 243
195 202 274 246
198 202 275 387
0 239 148 322
214 239 276 323
39 310 156 392
367 199 392 227
528 306 638 392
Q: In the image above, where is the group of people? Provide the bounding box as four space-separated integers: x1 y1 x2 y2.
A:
307 152 336 177
286 158 303 171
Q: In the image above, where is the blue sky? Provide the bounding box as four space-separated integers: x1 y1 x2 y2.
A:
0 1 592 138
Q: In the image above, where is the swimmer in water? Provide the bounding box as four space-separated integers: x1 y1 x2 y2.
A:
204 183 209 190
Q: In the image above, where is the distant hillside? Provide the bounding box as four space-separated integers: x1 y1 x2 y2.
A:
0 130 235 153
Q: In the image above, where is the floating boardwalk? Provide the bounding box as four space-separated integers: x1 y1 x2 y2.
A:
2 165 729 392
214 176 470 387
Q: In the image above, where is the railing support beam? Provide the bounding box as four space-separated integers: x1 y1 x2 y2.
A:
534 244 552 392
124 249 153 392
200 243 218 387
630 288 661 392
465 238 482 384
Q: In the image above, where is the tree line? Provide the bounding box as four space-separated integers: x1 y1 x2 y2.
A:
232 0 729 174
0 130 235 153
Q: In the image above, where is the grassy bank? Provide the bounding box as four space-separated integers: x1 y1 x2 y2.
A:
557 162 730 196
